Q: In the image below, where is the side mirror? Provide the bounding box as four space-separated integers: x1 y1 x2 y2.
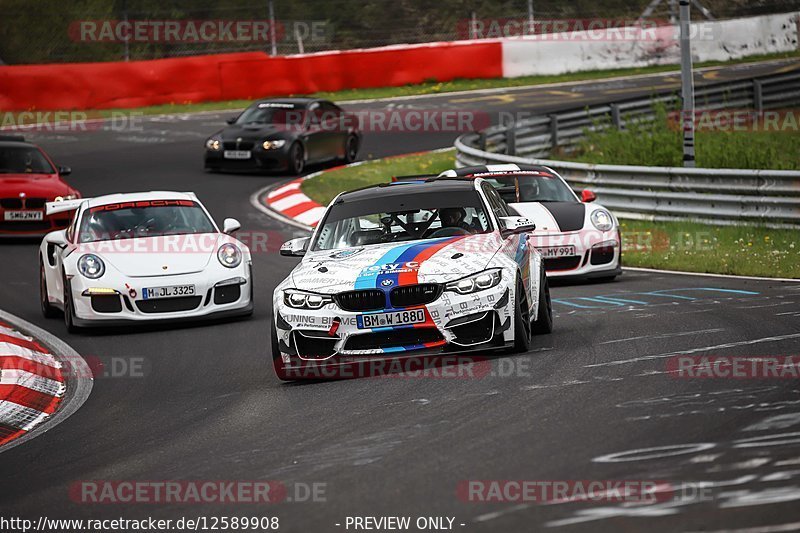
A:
499 216 535 236
223 218 241 234
226 117 237 125
58 166 71 176
280 237 310 257
581 189 597 203
46 229 68 247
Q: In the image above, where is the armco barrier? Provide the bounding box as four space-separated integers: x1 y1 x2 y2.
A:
455 136 800 227
455 66 800 228
0 41 502 111
474 70 800 159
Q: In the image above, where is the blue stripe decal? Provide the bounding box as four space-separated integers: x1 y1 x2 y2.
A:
354 244 414 290
375 239 448 292
354 238 451 291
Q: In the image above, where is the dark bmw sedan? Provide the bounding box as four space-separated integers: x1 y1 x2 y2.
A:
204 98 361 175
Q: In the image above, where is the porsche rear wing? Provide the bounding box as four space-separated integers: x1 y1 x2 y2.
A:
45 199 86 216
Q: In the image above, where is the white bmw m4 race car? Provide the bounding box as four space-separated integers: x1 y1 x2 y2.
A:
272 177 553 380
439 164 622 281
39 192 253 332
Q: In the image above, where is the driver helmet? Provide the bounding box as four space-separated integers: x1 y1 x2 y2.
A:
439 207 466 227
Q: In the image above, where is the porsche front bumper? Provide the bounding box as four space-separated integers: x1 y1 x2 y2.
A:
67 264 253 327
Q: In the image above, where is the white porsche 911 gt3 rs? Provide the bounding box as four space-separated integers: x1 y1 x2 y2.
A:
272 177 553 381
439 164 622 281
39 192 253 332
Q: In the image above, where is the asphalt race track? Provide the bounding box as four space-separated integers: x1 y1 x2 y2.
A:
2 60 800 532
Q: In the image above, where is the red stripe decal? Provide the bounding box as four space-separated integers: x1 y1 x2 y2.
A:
398 236 466 286
423 340 448 349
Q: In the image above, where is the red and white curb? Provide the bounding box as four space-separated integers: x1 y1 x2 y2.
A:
0 310 91 452
263 178 326 228
251 150 453 230
251 161 369 231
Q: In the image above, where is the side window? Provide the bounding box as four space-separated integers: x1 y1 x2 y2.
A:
307 103 322 125
319 102 342 130
482 183 510 220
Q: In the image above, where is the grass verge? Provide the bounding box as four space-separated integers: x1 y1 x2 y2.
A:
621 219 800 278
302 149 799 278
79 50 800 117
563 106 800 170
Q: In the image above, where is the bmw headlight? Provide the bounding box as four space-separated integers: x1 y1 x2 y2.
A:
206 136 222 151
262 139 287 150
78 254 105 279
591 209 614 231
446 268 502 295
283 289 334 310
217 243 242 268
54 194 79 202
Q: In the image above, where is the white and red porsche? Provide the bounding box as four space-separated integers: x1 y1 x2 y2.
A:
439 164 621 281
39 192 253 332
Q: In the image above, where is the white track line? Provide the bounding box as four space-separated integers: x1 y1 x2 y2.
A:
624 267 800 283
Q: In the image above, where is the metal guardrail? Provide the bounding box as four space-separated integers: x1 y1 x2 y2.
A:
456 69 800 227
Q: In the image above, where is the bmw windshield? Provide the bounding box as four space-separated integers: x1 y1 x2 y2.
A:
235 103 305 127
0 146 55 174
78 200 216 243
312 190 492 251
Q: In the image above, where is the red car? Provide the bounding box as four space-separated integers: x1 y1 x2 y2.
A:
0 136 80 237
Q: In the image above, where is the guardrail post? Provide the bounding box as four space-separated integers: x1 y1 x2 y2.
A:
477 132 487 153
753 79 764 113
610 104 622 130
549 114 559 149
506 125 516 155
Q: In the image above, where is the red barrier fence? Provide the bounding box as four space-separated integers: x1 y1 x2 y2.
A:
0 41 502 111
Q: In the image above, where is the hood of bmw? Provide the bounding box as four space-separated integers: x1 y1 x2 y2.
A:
290 234 504 293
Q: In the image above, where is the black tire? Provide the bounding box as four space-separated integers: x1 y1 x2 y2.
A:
511 276 532 353
289 143 305 175
343 135 359 164
531 270 553 335
62 273 78 334
270 309 290 381
40 260 59 319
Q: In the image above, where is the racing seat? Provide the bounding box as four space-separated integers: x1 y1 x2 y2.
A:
349 230 384 246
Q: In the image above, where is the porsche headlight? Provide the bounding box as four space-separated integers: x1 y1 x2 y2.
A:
591 209 614 231
217 243 242 268
78 254 105 279
283 289 334 310
262 139 287 150
446 268 502 295
206 136 222 151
